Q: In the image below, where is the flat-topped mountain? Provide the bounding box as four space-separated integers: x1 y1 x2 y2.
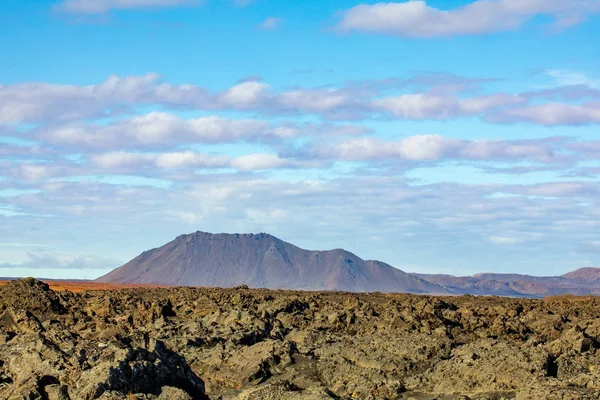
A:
97 231 447 293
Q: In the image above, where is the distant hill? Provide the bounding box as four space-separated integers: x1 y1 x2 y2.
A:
562 267 600 281
97 232 447 293
417 270 600 297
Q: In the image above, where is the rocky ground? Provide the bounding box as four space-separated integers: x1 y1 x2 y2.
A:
1 279 600 399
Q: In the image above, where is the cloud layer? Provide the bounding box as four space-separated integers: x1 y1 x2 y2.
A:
2 73 599 126
2 68 599 276
338 0 600 37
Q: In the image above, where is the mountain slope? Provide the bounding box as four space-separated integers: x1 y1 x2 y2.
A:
97 232 447 293
562 267 600 281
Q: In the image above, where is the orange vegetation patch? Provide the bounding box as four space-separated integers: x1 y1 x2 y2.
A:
0 279 171 293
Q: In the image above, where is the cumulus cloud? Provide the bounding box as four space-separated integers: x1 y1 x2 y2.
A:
0 73 505 125
0 74 354 123
305 135 563 163
1 73 597 126
83 151 320 173
487 103 600 125
0 74 161 124
523 85 600 102
230 154 288 171
39 113 285 148
373 93 525 119
91 150 230 170
219 81 271 108
337 0 600 37
32 112 368 149
545 70 600 88
54 0 199 14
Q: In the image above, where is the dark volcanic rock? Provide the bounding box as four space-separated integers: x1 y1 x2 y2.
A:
3 278 600 399
97 231 446 293
0 277 66 320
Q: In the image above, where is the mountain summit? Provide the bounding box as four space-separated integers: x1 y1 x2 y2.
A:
96 231 446 293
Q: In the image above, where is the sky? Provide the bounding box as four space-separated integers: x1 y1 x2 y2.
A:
0 0 599 279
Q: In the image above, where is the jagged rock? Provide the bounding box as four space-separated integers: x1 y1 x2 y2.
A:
77 339 206 399
157 386 193 400
0 278 66 320
232 381 335 399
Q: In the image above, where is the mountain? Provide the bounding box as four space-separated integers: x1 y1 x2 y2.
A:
97 231 600 297
417 270 600 297
97 232 447 293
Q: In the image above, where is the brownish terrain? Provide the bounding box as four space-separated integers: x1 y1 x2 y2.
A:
0 279 169 292
1 278 600 399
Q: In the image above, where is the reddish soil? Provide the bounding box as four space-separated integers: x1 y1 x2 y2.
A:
0 279 170 292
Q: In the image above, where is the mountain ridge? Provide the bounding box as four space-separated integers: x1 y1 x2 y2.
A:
97 231 600 297
97 231 447 294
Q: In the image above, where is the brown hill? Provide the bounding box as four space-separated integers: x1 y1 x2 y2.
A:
562 267 600 281
97 231 447 293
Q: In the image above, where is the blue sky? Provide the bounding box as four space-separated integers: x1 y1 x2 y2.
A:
1 0 599 279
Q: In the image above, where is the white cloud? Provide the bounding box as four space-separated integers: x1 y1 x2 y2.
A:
91 152 154 169
230 154 289 171
40 113 287 148
91 150 230 169
373 93 525 119
309 135 561 163
0 75 361 124
89 151 319 172
1 73 596 127
545 70 600 88
338 0 600 37
54 0 199 14
487 103 600 125
32 112 371 150
0 74 160 124
280 88 353 113
156 151 228 168
259 17 283 31
219 81 270 108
